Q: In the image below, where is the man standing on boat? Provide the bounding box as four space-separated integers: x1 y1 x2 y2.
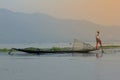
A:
95 31 104 58
96 31 103 50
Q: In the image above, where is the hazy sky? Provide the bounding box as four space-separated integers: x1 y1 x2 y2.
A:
0 0 120 26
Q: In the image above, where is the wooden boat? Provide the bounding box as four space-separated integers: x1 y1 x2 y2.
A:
8 39 96 55
8 48 96 55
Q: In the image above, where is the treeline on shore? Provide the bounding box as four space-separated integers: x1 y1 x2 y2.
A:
0 45 120 52
0 47 72 52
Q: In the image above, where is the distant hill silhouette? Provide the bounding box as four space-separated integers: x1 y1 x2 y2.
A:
0 8 119 43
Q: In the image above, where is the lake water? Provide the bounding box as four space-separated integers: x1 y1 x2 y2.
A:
0 48 120 80
0 43 73 49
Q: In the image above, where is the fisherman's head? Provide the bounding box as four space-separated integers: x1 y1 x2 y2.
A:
97 31 100 34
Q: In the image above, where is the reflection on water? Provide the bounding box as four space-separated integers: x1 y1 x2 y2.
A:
0 48 120 80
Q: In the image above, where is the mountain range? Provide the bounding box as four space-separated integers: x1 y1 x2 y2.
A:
0 8 119 43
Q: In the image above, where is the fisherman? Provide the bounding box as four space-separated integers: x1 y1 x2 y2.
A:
96 31 103 50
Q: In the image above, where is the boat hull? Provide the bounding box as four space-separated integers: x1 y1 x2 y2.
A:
8 48 96 55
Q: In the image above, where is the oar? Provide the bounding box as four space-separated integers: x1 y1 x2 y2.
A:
101 48 104 53
100 46 104 57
